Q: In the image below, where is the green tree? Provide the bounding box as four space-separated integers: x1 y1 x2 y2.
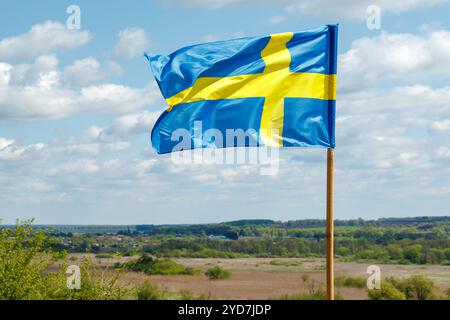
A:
386 244 403 261
403 245 423 264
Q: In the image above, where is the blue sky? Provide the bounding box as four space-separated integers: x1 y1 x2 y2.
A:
1 0 450 224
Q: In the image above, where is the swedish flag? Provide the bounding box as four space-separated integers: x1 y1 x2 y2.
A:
146 25 338 154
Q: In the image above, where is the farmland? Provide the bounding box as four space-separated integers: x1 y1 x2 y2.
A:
63 254 450 300
1 216 450 300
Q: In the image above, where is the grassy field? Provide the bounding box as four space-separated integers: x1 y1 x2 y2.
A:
64 254 450 300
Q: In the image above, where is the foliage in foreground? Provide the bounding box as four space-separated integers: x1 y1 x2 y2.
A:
387 275 437 300
368 282 406 300
0 221 52 299
0 222 126 300
368 275 438 300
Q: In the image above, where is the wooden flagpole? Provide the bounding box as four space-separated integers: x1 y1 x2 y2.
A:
326 148 335 300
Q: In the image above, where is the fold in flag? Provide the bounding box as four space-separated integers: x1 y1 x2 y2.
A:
146 25 338 154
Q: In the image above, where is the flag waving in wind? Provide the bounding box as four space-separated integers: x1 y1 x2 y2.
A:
146 25 338 154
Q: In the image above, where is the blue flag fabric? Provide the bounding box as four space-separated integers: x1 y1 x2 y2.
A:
146 25 338 154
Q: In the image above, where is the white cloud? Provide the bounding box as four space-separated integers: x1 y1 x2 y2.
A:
101 111 160 137
431 119 450 131
113 28 149 59
435 146 450 160
339 29 450 93
269 15 287 25
0 138 46 161
25 180 54 192
63 57 123 86
78 84 154 114
202 31 246 43
33 111 158 159
63 57 103 85
0 63 12 87
49 159 101 175
334 24 450 182
55 141 131 157
171 0 447 18
339 85 450 120
0 55 156 120
173 0 252 9
286 0 447 20
76 111 159 149
5 55 59 87
3 20 450 223
0 82 155 120
0 21 91 63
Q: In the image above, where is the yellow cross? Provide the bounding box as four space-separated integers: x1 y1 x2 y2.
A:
164 32 336 147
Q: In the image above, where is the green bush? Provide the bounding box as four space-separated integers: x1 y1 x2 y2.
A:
205 266 231 280
301 274 310 284
136 281 163 300
335 276 366 289
118 254 196 275
368 282 406 300
369 275 438 300
46 258 127 300
270 260 303 266
394 275 437 300
152 259 196 275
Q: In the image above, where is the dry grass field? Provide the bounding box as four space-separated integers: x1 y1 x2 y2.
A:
68 255 450 300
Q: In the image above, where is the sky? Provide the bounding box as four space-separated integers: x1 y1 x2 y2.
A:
1 0 450 224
